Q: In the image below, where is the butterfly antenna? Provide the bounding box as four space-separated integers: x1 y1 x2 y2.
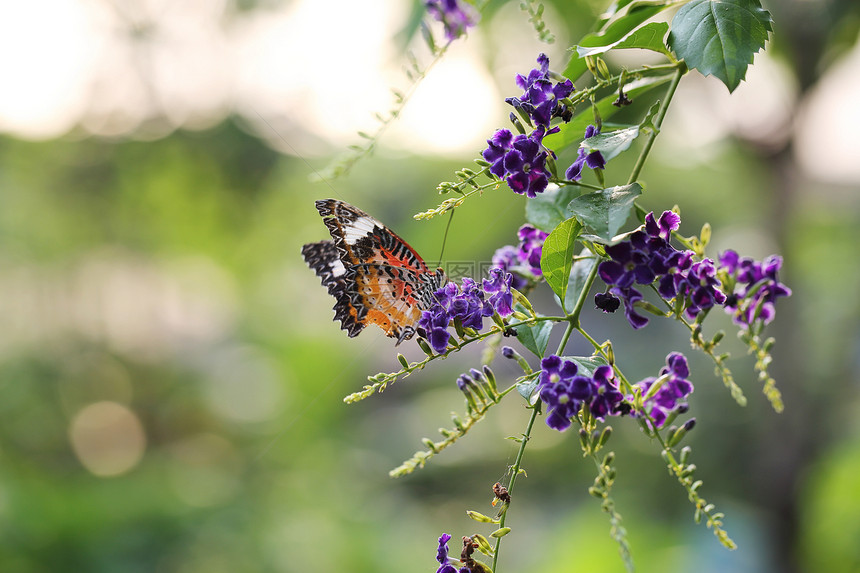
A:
435 209 455 268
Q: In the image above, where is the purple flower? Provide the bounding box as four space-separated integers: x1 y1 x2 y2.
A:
538 356 594 431
451 277 492 329
417 270 517 352
425 0 478 42
538 356 633 430
595 292 620 313
597 210 726 327
610 286 650 329
482 268 514 317
505 53 574 128
682 259 727 318
517 224 548 275
491 224 549 289
589 365 624 420
644 210 680 240
565 125 606 181
492 245 529 290
631 352 694 428
482 127 556 197
599 240 657 288
718 250 791 329
435 533 460 573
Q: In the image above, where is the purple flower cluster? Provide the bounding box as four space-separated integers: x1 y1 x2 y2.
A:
492 224 549 289
565 124 606 181
485 54 624 196
425 0 477 42
435 533 467 573
482 126 557 197
596 211 726 329
418 269 515 353
505 53 574 128
631 352 694 428
718 250 791 329
537 356 625 431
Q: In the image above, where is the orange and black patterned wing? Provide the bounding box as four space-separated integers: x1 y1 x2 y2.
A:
302 199 446 342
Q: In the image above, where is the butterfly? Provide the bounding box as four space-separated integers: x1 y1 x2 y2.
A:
302 199 447 344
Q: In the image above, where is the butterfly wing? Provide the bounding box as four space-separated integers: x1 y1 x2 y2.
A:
303 199 445 341
301 240 363 337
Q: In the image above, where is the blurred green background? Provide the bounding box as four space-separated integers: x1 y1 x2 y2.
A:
0 1 859 572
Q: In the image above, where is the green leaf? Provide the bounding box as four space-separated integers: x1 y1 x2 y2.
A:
582 126 640 162
513 305 552 358
540 217 583 304
516 373 541 403
577 100 659 163
566 355 609 377
525 187 582 233
563 2 675 81
543 74 673 152
668 0 773 93
580 225 641 247
562 251 598 313
575 22 671 58
567 184 642 241
597 0 637 26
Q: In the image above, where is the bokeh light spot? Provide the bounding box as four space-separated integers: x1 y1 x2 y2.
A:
69 401 146 477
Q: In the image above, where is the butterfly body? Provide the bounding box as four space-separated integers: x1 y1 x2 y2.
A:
302 199 446 343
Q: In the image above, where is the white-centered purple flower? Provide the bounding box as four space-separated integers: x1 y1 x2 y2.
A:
597 210 725 328
482 126 558 197
537 356 628 431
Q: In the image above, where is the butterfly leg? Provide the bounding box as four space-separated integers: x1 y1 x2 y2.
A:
395 326 416 346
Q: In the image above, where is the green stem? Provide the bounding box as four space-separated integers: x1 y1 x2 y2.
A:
491 405 539 572
556 320 576 355
627 64 685 186
568 257 601 320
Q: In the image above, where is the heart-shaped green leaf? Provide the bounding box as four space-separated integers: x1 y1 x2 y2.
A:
568 184 642 241
513 305 553 358
540 217 583 304
575 21 671 58
566 355 609 377
525 187 583 233
668 0 772 92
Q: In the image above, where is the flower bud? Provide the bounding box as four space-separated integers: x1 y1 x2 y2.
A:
482 365 498 393
490 527 511 538
700 222 711 247
509 112 527 135
597 426 613 448
596 57 612 81
397 353 409 369
466 510 497 524
417 338 434 356
471 534 493 556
